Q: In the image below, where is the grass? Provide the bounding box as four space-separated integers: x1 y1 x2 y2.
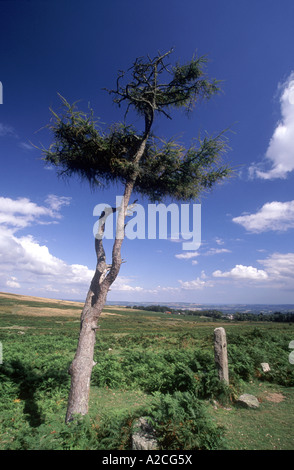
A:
0 291 294 450
209 381 294 450
89 387 152 415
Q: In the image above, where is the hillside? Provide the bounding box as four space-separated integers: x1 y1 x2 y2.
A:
0 291 294 450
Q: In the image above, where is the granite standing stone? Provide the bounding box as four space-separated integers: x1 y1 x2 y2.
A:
214 327 229 384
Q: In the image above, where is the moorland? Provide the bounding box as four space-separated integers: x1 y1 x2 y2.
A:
0 291 293 450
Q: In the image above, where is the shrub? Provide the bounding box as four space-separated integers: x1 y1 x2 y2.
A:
91 348 227 399
147 391 225 450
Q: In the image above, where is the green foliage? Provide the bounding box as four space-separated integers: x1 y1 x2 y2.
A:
147 391 225 450
232 311 294 322
43 49 231 203
227 328 294 386
109 51 220 119
1 298 294 450
44 102 141 189
91 347 224 398
133 132 230 202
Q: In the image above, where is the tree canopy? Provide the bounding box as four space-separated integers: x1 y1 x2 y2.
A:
43 49 231 202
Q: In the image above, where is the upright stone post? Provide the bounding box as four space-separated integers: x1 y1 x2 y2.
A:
214 327 229 384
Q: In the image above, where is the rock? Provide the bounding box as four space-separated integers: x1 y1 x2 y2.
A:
261 362 270 372
132 417 158 450
214 327 229 384
237 394 260 409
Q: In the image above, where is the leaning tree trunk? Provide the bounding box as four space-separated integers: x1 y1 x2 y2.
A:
65 284 108 422
65 135 150 423
65 188 129 422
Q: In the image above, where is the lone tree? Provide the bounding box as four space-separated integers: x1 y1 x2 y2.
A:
43 49 231 423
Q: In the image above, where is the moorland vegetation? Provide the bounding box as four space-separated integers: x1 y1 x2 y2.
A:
0 293 293 450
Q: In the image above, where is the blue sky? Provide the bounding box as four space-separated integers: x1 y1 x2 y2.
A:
1 0 294 304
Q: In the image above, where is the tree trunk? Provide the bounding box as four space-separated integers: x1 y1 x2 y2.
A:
65 285 108 422
65 113 152 423
65 209 122 423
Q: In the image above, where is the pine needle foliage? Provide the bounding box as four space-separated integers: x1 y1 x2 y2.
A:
43 49 231 202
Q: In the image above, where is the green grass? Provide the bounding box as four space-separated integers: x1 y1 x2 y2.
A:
89 387 152 415
209 382 294 450
0 292 294 450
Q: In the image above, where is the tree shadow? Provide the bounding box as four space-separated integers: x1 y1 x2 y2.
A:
2 359 68 427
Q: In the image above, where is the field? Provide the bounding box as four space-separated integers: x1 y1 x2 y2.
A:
0 291 294 450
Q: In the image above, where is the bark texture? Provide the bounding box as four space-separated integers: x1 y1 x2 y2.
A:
65 287 108 422
65 137 150 423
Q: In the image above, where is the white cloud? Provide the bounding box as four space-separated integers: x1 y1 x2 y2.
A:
111 276 144 292
6 277 21 289
45 194 71 213
0 196 50 217
0 228 94 295
233 200 294 233
0 195 94 298
210 253 294 292
179 277 214 290
204 248 231 255
249 72 294 179
175 246 230 266
175 252 200 260
70 264 95 284
258 252 294 281
213 264 268 280
0 195 71 231
17 234 67 275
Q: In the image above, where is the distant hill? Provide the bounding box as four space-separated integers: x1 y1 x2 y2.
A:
1 291 293 315
106 300 294 314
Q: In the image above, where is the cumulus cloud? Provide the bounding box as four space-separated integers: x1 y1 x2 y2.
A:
210 252 294 291
6 277 21 289
174 253 294 295
0 195 71 231
249 72 294 179
258 252 294 281
111 276 144 292
0 230 94 286
173 252 294 295
0 229 95 296
233 200 294 233
179 272 214 290
213 264 268 280
0 194 95 298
